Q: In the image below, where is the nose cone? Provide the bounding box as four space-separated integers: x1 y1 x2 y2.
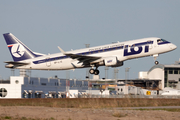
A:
169 44 177 50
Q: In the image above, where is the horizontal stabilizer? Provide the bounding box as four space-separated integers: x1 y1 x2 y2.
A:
4 61 29 65
4 61 29 68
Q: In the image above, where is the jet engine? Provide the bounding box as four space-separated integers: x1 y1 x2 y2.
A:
104 56 123 67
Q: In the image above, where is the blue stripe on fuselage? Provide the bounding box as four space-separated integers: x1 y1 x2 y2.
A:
33 41 154 65
33 45 124 64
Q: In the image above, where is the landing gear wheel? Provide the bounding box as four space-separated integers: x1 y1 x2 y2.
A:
89 69 95 74
94 70 100 75
155 61 159 65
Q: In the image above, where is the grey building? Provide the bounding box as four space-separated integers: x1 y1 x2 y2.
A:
139 60 180 90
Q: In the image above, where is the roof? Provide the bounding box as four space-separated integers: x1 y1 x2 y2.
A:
148 63 180 74
164 64 180 68
148 64 165 74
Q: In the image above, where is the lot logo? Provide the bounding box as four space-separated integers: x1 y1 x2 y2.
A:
124 42 150 56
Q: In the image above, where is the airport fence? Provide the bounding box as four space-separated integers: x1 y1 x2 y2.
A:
78 94 180 99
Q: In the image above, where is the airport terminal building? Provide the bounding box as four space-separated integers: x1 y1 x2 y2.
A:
0 76 89 98
139 60 180 90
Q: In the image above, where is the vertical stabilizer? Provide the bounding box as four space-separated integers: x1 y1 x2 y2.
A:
3 33 43 61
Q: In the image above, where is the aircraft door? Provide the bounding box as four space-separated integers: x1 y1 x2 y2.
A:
46 58 51 67
147 40 153 50
153 40 158 48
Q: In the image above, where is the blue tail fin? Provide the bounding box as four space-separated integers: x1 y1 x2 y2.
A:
3 33 44 61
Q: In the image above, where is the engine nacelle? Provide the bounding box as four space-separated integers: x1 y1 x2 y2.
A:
104 56 118 66
104 56 124 67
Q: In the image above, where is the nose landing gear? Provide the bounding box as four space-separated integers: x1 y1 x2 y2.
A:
155 61 159 65
153 54 159 65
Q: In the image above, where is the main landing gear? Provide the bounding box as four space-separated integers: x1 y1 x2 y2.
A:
89 66 100 75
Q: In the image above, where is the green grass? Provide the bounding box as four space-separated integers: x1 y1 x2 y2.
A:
112 112 127 118
4 116 11 119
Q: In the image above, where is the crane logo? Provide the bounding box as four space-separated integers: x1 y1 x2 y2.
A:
11 44 25 58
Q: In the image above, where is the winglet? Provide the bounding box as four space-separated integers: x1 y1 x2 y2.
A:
58 46 65 54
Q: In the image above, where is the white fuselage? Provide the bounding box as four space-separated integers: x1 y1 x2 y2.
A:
15 37 177 70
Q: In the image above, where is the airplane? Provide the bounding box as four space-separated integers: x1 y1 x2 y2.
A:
3 33 177 75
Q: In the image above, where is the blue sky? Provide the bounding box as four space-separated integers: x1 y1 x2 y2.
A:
0 1 180 80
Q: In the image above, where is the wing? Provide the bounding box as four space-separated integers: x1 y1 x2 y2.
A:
58 46 101 64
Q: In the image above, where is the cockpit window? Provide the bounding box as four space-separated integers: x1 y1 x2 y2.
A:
157 39 167 43
161 39 167 42
157 39 170 45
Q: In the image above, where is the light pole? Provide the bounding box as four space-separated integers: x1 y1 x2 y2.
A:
125 67 130 84
114 68 119 80
85 44 91 96
85 44 90 80
11 69 15 76
66 70 70 93
105 66 109 79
